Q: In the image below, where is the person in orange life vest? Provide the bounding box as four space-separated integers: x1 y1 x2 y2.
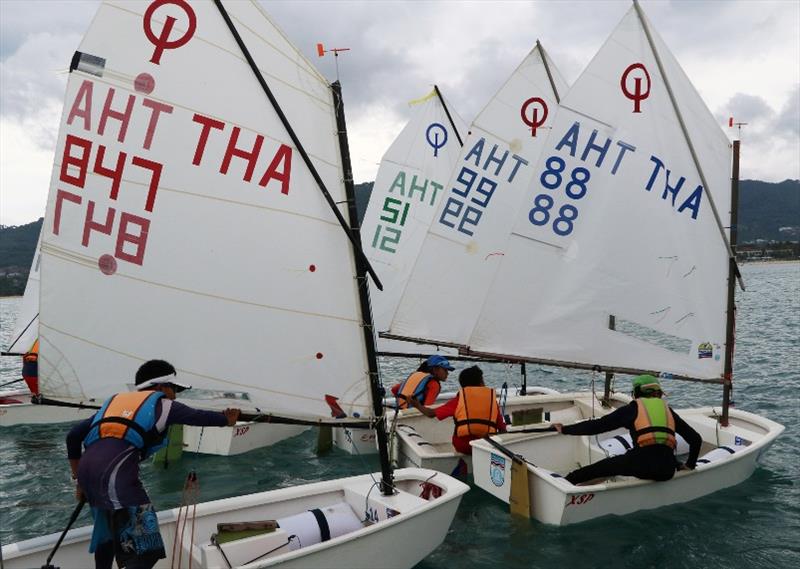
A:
552 375 702 485
402 365 506 454
21 339 39 395
66 359 241 569
390 354 454 410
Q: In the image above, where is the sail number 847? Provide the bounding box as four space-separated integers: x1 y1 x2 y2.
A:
528 156 590 237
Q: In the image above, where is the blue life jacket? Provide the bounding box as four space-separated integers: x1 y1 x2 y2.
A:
83 391 169 459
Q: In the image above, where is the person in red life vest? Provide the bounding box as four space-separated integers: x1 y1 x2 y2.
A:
66 359 241 569
390 354 455 410
402 365 506 454
21 339 39 395
552 375 702 485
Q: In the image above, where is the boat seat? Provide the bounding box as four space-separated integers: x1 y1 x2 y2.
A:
200 527 293 567
396 424 440 456
595 433 690 456
696 443 746 467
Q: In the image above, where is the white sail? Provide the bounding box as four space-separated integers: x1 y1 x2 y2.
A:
38 0 374 419
6 227 42 354
468 4 732 379
360 88 466 343
387 43 568 347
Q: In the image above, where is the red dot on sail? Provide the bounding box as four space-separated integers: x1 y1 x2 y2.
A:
309 264 316 272
98 254 117 275
134 73 155 94
316 352 324 359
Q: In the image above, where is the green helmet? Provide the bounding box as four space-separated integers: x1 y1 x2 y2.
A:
632 374 662 395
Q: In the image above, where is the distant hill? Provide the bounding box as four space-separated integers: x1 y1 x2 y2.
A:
1 179 796 296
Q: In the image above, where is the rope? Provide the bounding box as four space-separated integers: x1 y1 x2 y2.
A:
171 470 201 569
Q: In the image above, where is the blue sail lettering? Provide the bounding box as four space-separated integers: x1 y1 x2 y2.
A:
555 122 580 157
580 129 611 168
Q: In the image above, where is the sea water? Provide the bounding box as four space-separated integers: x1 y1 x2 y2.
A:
0 262 797 568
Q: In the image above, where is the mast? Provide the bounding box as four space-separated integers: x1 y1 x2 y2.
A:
332 81 394 495
433 85 464 147
602 315 615 407
721 140 740 426
633 0 744 291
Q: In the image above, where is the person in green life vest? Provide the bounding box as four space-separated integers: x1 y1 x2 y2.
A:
552 375 702 485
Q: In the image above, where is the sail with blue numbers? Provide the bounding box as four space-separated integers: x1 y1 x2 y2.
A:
466 4 733 380
386 42 568 348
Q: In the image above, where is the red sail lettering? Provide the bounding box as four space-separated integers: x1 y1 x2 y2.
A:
141 98 174 150
115 213 150 265
258 144 292 195
131 157 163 212
60 135 92 189
191 113 225 165
53 190 82 235
98 87 135 143
94 145 127 201
66 80 93 131
82 201 115 246
221 127 264 182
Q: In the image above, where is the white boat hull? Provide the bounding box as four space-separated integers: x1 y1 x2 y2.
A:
183 422 309 456
0 400 94 427
2 468 468 569
393 391 628 474
471 407 784 525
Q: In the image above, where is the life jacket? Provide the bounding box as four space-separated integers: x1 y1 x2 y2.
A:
396 372 438 409
453 386 500 438
83 391 170 458
21 339 39 395
632 398 676 449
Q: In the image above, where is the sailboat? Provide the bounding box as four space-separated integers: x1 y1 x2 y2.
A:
2 1 467 566
378 42 631 474
1 229 96 424
466 1 784 524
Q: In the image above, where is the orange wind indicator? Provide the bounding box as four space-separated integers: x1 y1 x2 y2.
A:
315 42 351 82
728 116 748 139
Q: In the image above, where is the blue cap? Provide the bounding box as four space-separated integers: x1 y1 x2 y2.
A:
426 355 455 371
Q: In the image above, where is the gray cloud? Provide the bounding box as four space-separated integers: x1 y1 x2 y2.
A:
776 85 800 139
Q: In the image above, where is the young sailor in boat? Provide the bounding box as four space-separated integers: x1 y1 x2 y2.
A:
65 359 241 569
391 354 455 409
552 375 702 485
402 365 507 454
21 339 39 395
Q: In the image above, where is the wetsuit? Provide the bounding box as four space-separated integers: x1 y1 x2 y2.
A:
561 400 701 485
67 398 228 569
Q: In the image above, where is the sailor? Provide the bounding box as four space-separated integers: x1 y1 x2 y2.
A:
66 359 241 569
21 339 39 395
403 365 507 454
552 374 702 485
391 354 455 410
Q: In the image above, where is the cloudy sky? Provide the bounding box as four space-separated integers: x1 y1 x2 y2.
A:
1 0 798 226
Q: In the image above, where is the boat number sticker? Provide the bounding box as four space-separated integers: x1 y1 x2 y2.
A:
566 493 595 507
490 452 506 486
233 425 250 437
439 137 528 236
372 170 443 253
143 0 197 65
621 63 651 113
520 97 548 137
426 123 448 157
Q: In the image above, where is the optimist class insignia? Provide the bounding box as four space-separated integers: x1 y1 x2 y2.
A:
490 452 506 486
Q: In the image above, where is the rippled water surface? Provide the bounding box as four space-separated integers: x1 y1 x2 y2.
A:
1 262 798 568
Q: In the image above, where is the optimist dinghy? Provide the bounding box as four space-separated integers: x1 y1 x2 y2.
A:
468 1 784 523
1 1 467 567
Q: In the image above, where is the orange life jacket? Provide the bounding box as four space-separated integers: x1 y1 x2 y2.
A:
453 386 500 438
83 391 168 457
633 398 676 449
396 372 439 409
